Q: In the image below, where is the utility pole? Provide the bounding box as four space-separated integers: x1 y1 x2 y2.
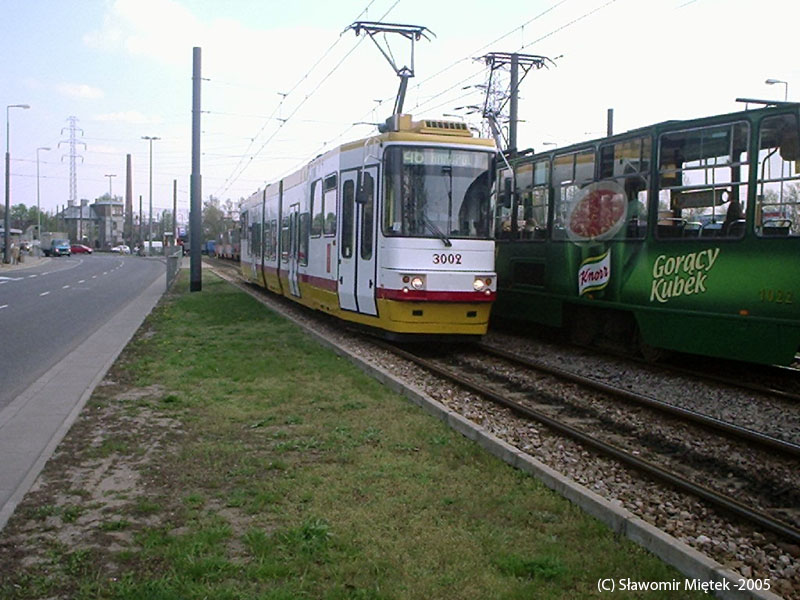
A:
138 194 142 250
36 146 50 242
125 154 132 248
172 179 177 247
190 46 203 291
4 103 30 264
478 53 554 154
141 135 160 255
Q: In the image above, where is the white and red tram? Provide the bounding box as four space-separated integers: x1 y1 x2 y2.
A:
240 114 498 339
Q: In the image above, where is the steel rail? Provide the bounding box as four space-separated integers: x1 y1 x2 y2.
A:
478 343 800 458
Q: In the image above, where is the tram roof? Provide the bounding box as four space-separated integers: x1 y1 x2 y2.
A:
511 101 800 161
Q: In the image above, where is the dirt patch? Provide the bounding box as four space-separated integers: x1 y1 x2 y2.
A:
0 378 183 577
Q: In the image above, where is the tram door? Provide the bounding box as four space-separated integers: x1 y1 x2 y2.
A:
287 203 301 298
337 168 378 315
355 167 377 316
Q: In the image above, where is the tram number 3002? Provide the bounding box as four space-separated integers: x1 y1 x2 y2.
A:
432 253 462 265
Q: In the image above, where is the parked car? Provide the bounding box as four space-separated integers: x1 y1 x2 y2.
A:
70 244 93 254
110 244 131 254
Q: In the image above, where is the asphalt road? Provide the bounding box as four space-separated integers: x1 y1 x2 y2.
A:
0 254 164 410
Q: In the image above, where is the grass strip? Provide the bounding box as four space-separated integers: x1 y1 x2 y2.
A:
0 271 702 599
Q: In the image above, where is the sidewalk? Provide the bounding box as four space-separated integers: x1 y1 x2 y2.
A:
0 266 165 531
0 254 49 272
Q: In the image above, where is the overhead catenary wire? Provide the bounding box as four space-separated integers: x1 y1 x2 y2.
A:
216 0 622 202
213 0 394 199
281 1 586 170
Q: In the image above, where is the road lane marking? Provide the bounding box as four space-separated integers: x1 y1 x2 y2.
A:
62 285 70 289
0 304 7 310
39 291 50 296
78 279 85 284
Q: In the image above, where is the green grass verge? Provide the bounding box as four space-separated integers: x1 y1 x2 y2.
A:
0 271 704 599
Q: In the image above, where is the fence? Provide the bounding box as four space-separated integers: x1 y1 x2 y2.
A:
166 248 183 290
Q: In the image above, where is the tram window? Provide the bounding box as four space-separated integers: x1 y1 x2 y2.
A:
657 122 749 240
755 114 800 237
552 149 595 240
280 216 290 262
299 212 309 266
599 137 650 239
360 172 374 260
341 179 354 259
263 220 272 259
310 180 323 237
269 219 278 260
241 211 249 255
494 171 513 239
252 221 261 256
323 174 338 236
511 160 549 240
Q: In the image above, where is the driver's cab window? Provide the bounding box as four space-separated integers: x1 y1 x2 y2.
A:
756 113 800 237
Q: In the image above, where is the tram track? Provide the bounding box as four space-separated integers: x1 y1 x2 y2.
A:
659 355 800 405
373 339 800 548
478 342 800 457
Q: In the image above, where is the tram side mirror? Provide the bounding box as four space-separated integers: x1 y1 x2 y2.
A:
779 132 799 161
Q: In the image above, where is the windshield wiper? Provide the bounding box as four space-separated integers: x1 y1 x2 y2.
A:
422 214 452 247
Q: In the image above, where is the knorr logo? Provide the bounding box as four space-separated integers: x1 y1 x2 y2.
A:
578 250 610 295
650 248 720 303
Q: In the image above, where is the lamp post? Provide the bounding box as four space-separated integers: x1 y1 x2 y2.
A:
4 103 30 264
36 146 50 244
141 136 160 255
765 78 788 101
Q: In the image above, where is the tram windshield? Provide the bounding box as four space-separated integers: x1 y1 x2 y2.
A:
383 146 494 240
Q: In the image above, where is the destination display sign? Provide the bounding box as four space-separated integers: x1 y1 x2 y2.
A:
402 148 485 168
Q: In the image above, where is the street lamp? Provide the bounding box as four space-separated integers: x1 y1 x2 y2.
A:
141 136 160 255
4 103 30 264
36 146 50 244
765 78 788 101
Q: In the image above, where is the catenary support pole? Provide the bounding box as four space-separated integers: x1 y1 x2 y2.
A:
190 46 202 292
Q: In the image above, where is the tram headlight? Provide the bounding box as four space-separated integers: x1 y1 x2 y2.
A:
409 275 425 290
473 277 491 292
401 274 425 292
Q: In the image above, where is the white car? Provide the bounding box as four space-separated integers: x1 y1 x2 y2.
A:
111 244 131 254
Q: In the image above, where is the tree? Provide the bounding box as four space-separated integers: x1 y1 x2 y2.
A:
202 197 226 241
10 203 32 230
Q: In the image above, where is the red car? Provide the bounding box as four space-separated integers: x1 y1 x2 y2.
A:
70 244 93 254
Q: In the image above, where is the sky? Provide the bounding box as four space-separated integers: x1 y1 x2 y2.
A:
0 0 797 224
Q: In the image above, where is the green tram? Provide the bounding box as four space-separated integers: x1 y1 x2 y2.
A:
493 103 800 365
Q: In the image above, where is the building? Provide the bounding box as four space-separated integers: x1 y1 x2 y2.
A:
58 198 124 249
